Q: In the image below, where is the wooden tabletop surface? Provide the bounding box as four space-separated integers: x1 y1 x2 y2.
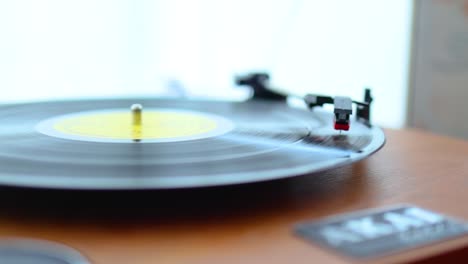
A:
0 128 467 263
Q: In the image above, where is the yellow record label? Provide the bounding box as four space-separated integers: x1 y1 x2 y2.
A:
36 109 234 143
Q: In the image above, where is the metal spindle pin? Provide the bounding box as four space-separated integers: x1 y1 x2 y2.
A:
131 104 143 126
131 104 143 142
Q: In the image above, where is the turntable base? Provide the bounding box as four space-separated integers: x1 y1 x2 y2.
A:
0 129 467 263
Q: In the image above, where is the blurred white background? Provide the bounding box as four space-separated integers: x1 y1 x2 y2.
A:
0 0 412 128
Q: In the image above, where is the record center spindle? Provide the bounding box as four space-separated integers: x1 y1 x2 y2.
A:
131 104 143 141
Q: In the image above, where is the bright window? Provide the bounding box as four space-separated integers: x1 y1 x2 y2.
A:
0 0 412 128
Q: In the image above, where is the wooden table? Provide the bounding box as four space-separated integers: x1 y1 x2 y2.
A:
0 129 467 263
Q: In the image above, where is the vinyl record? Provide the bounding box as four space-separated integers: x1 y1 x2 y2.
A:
0 98 385 189
0 238 89 264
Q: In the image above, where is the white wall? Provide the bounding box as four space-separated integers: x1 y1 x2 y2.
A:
410 0 468 139
0 0 412 128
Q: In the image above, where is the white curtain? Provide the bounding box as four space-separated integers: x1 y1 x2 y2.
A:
0 0 412 128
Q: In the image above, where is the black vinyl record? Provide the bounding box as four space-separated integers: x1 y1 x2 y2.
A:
0 98 385 190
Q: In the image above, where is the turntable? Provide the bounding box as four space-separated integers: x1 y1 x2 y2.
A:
0 73 384 190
